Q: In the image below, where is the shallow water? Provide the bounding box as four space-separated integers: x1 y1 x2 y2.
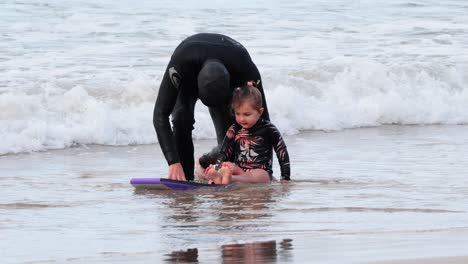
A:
2 0 468 154
1 125 468 263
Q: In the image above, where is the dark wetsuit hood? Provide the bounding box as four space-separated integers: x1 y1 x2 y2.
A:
197 59 230 107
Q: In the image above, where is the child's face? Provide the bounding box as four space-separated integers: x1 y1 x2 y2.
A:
234 102 264 129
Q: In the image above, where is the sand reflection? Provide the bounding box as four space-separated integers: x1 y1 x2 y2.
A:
135 183 291 224
164 248 199 262
164 239 293 263
222 239 293 263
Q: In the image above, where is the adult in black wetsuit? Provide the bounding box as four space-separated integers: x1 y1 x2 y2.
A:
153 33 270 181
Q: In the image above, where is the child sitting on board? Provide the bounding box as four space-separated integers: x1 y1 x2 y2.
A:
200 81 290 184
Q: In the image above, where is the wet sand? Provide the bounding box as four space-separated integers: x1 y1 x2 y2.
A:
1 125 468 264
369 256 468 264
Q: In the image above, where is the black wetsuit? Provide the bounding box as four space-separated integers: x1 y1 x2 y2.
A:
217 119 290 180
153 33 270 181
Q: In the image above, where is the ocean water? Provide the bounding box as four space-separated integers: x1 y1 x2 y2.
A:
1 0 468 263
1 126 468 263
1 0 468 154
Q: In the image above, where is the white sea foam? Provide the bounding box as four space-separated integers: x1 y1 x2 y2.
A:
266 57 468 133
1 0 468 155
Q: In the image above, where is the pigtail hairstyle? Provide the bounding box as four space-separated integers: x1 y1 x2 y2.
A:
232 81 263 111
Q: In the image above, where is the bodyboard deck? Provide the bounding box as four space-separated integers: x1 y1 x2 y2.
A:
130 177 228 190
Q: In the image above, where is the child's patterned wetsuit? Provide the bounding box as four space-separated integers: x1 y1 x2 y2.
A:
217 118 290 180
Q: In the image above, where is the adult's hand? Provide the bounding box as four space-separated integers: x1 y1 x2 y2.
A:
168 163 186 181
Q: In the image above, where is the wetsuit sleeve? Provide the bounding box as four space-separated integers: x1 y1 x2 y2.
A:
218 124 238 163
269 124 290 180
198 124 237 168
153 65 181 165
255 79 270 121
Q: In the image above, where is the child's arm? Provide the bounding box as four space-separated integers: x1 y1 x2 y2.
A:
215 124 238 166
199 123 238 169
269 124 291 180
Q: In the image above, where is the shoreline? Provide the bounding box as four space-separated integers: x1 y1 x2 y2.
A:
1 124 467 159
368 256 468 264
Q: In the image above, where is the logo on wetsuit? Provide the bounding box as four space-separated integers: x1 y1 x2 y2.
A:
169 67 182 90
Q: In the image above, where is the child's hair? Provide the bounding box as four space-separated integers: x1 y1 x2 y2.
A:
232 82 263 111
